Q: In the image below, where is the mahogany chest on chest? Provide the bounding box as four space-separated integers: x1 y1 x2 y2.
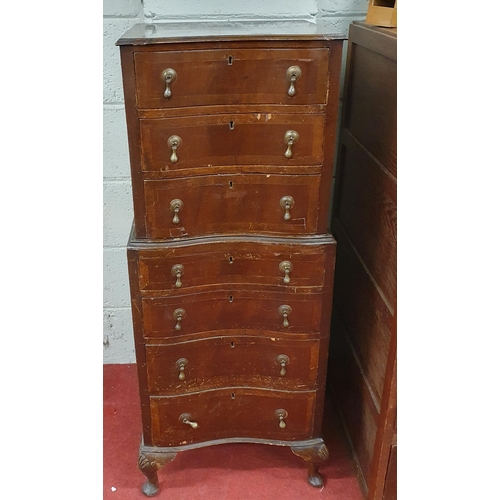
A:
117 22 343 496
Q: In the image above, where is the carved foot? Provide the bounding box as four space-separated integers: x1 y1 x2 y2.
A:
138 447 177 497
307 463 324 488
291 439 329 488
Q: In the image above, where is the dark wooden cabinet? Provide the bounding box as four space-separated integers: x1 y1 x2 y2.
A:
329 21 397 500
118 21 343 496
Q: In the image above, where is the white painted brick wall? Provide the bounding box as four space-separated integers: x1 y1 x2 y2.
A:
103 18 139 104
143 0 368 29
103 181 133 246
103 0 142 363
317 0 368 33
104 0 142 17
103 106 131 179
144 0 318 21
103 0 369 364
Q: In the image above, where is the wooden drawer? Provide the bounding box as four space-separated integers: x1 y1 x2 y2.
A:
145 336 320 393
135 238 332 293
141 290 323 339
150 387 316 446
143 173 321 239
140 113 325 173
134 48 329 108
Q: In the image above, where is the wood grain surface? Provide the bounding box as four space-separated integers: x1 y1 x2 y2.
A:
134 47 329 108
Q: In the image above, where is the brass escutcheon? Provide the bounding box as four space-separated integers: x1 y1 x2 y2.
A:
286 66 302 97
176 358 188 380
284 130 299 159
161 68 177 99
173 308 186 331
278 304 292 328
171 264 184 288
167 135 182 163
279 196 295 221
179 413 198 429
170 199 184 224
279 261 293 284
275 409 288 429
277 354 290 376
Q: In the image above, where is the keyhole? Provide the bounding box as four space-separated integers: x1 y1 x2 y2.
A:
229 120 234 130
229 180 233 189
231 392 236 399
230 341 235 348
229 295 233 302
228 55 233 65
229 256 234 264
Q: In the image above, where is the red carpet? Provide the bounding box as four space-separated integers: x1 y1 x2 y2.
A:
104 364 363 499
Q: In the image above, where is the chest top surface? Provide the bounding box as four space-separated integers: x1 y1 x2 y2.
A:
116 21 346 46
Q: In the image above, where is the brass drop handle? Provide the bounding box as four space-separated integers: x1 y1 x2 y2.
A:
277 354 290 376
275 409 288 429
171 264 184 288
279 196 295 221
176 358 188 380
279 261 293 284
278 305 292 328
179 413 198 429
170 199 184 224
173 308 186 331
286 66 302 97
167 135 182 163
284 130 299 159
161 68 177 99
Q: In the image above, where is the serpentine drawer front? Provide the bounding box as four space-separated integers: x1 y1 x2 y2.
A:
140 289 325 338
144 336 320 393
143 173 322 239
140 113 325 172
134 237 333 293
134 48 329 108
119 21 343 496
149 388 317 447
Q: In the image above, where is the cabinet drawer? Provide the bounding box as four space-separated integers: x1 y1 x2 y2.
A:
150 388 316 446
134 48 329 108
136 239 331 293
144 173 321 239
141 290 323 338
140 113 325 173
145 336 320 393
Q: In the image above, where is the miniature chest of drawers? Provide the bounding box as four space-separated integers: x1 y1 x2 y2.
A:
117 21 343 496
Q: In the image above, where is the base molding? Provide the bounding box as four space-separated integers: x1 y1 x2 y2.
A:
138 436 329 496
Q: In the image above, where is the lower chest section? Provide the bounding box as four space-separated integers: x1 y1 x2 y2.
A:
129 236 335 446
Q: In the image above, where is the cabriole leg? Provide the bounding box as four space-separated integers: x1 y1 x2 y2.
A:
291 439 329 488
138 447 177 497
